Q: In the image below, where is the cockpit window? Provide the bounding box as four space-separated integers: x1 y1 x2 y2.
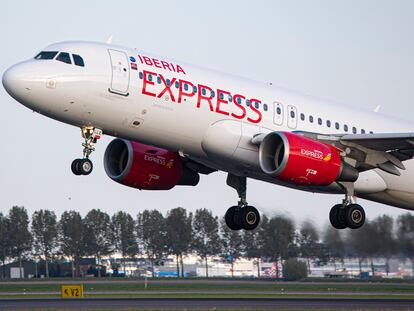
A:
73 54 85 67
34 51 58 60
56 52 71 64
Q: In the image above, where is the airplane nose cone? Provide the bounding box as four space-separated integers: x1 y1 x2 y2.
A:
2 63 33 101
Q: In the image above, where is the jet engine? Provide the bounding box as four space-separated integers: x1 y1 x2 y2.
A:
258 131 358 186
104 139 199 190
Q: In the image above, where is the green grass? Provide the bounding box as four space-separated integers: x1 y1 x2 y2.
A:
1 281 414 293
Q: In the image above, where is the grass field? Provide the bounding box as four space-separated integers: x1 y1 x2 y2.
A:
1 278 414 299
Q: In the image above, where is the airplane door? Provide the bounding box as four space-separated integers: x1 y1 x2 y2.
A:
273 102 284 126
108 49 130 96
287 105 298 129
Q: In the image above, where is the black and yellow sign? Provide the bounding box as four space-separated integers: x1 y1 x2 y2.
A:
61 285 84 298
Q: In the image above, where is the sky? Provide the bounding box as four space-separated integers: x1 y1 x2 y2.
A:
1 0 414 230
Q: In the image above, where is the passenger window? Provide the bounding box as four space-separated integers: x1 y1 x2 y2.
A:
211 90 215 98
148 74 153 82
202 88 206 96
290 110 295 118
34 51 58 60
184 83 189 91
139 72 143 79
56 52 71 64
175 81 179 88
352 127 357 134
309 115 314 123
264 104 268 111
229 95 233 102
193 86 198 93
254 102 259 109
344 124 348 132
327 120 331 127
246 99 250 107
361 129 366 134
300 113 305 121
318 118 322 125
220 93 224 100
166 79 171 86
335 122 340 130
157 76 161 84
369 131 374 134
276 107 281 114
73 54 85 67
237 97 242 104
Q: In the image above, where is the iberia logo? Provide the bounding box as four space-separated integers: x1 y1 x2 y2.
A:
323 154 332 161
165 159 174 168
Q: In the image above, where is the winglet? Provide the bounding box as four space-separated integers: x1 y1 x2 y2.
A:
106 35 113 44
374 105 381 113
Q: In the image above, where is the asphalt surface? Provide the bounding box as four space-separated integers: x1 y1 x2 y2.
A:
1 298 414 310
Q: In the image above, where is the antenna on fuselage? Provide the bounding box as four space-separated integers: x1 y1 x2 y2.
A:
374 105 381 113
106 35 113 44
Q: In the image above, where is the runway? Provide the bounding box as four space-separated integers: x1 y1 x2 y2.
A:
1 298 414 310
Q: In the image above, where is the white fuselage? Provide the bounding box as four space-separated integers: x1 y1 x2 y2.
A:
3 41 414 210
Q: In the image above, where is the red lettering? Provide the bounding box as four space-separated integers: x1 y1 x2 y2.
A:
197 84 214 112
143 56 153 66
176 65 186 75
231 94 247 120
171 63 176 72
157 74 176 102
137 55 144 64
161 61 171 71
142 70 157 97
152 58 162 68
215 89 230 116
248 98 263 124
178 79 195 103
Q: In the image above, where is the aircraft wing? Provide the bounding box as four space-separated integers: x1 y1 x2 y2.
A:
303 132 414 176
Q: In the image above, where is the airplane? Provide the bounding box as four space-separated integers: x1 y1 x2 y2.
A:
3 41 414 231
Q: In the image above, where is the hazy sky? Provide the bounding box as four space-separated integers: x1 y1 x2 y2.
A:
1 0 414 229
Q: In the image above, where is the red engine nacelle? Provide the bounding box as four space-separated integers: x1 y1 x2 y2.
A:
104 139 199 190
258 132 358 186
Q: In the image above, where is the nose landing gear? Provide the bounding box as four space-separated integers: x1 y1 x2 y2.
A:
225 174 261 231
71 126 102 176
329 182 366 229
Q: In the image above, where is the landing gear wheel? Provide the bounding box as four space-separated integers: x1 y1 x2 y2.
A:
71 158 93 175
78 158 93 175
241 206 260 230
344 204 365 229
71 159 82 176
225 206 242 231
329 204 347 229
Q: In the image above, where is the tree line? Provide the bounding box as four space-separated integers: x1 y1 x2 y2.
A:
1 206 414 279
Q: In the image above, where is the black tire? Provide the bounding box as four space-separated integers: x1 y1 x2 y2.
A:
344 204 365 229
78 158 93 175
225 206 242 230
329 204 347 229
240 206 260 230
71 159 82 176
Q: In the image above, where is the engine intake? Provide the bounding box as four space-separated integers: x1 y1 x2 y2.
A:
104 139 199 190
259 132 358 186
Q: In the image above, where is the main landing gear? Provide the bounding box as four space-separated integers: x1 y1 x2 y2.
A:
71 126 102 176
329 182 365 229
225 174 261 231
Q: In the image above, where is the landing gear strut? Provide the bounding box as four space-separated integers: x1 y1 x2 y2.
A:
225 174 260 231
330 182 365 229
71 126 102 176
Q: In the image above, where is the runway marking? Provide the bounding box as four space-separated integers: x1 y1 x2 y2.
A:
1 298 414 310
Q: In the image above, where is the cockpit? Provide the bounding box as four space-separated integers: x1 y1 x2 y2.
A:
34 51 85 67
